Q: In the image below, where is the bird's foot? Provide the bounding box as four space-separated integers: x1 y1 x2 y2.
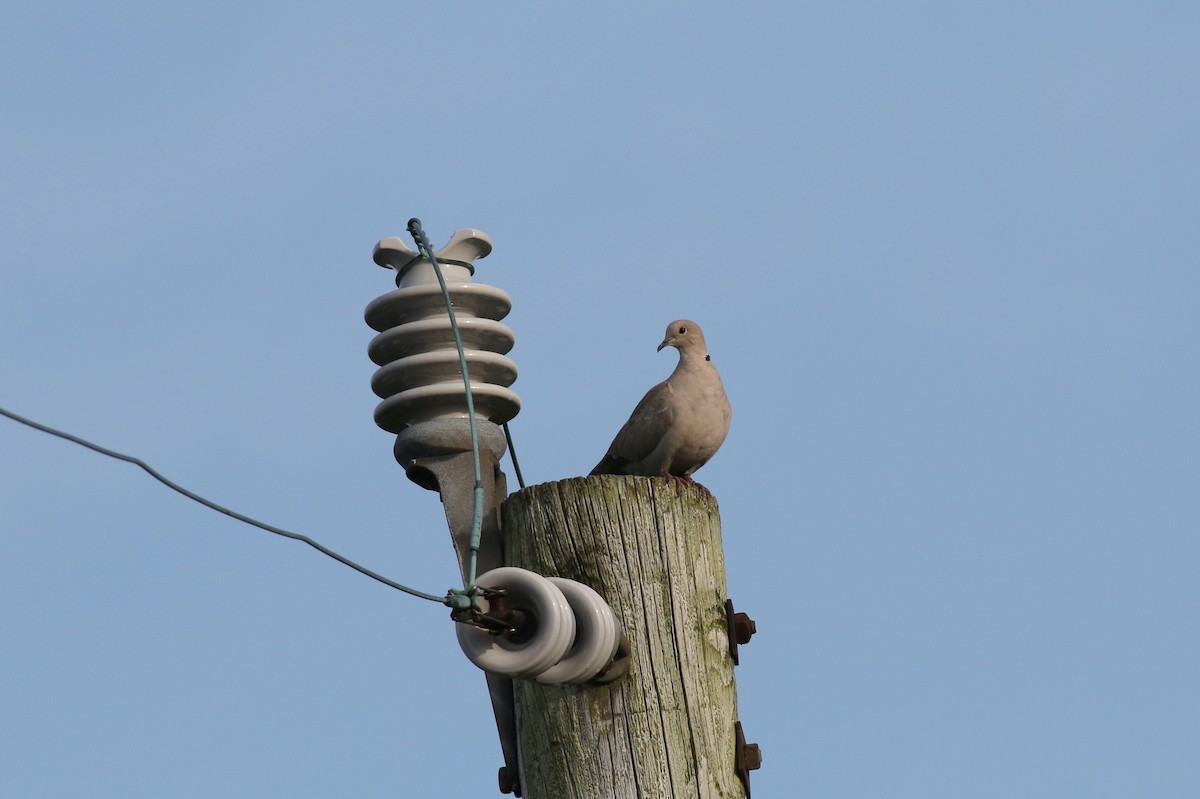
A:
662 471 711 497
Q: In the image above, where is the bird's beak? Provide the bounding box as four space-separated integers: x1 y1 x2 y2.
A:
657 337 671 352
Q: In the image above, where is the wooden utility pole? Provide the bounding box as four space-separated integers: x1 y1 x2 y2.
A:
502 475 754 799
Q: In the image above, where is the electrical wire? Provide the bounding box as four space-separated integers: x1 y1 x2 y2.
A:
407 218 488 593
502 422 526 490
0 405 448 604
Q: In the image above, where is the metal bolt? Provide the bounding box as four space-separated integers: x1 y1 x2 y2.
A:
724 598 757 665
742 742 762 770
733 613 756 645
734 721 762 798
498 765 522 796
589 631 633 685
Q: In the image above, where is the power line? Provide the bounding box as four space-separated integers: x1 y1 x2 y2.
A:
503 422 526 490
0 405 448 604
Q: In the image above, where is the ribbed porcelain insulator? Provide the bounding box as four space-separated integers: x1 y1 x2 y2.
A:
365 229 520 434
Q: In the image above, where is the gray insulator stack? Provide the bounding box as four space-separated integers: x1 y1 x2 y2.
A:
364 229 520 487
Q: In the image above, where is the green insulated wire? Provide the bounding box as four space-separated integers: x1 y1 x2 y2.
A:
0 405 448 603
406 218 486 595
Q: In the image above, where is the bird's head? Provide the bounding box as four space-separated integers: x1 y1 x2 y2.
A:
658 319 706 353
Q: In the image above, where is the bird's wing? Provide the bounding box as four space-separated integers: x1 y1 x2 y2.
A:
589 380 677 475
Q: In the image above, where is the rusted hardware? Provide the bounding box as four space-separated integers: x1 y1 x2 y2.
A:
724 598 757 665
451 588 539 643
590 631 633 685
450 587 509 630
498 765 522 796
734 720 762 798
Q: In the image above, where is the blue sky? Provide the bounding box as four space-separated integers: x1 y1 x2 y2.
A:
2 3 1198 796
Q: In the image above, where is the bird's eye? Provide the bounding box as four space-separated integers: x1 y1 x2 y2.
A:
678 326 687 334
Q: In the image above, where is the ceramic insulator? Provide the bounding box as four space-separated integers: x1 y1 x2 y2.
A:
365 229 520 435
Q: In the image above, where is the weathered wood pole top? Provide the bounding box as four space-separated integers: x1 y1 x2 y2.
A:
502 475 743 799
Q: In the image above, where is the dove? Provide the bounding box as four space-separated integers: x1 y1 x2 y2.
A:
590 320 731 493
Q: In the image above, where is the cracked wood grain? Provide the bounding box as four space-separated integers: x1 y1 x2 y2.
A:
502 476 741 799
